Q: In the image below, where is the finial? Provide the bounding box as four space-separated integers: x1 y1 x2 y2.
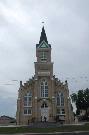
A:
42 21 44 27
39 22 48 44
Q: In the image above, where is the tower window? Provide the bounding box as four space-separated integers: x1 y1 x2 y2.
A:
24 92 32 115
40 80 48 98
40 52 47 62
57 108 65 115
57 92 64 106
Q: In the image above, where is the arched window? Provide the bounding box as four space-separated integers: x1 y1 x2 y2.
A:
57 92 64 106
24 92 32 115
40 80 48 98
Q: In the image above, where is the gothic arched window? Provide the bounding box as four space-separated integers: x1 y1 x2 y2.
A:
24 92 32 115
57 92 64 106
40 80 48 98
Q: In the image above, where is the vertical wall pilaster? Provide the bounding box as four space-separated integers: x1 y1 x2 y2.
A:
34 79 38 121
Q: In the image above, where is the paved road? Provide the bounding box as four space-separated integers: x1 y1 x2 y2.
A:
26 132 89 135
1 132 89 135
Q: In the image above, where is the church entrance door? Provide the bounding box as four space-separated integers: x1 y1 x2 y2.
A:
41 103 49 122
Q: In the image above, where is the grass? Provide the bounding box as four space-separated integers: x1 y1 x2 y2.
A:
0 123 89 134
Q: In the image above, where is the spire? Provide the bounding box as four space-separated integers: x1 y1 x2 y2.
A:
39 26 48 44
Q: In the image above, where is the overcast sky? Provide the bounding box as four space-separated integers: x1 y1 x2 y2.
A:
0 0 89 117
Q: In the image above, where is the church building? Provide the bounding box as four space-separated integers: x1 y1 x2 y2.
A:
16 27 74 125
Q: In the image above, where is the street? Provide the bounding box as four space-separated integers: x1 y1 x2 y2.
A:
1 132 89 135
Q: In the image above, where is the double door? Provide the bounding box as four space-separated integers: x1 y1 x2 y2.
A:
41 107 49 122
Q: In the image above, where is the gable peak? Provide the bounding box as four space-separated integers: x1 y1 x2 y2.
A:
38 40 49 48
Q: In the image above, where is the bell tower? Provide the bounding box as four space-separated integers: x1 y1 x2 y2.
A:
34 26 54 122
34 26 53 79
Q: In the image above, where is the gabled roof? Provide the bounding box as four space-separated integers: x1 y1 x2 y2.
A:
38 41 49 48
0 115 15 120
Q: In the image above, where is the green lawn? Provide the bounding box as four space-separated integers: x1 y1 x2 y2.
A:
0 123 89 134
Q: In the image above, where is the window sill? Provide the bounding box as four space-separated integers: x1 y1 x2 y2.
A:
24 106 32 107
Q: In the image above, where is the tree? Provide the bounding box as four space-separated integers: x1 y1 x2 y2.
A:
71 88 89 116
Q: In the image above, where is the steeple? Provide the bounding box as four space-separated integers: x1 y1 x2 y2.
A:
39 26 48 44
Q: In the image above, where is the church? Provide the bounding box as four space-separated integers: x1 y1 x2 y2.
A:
16 27 74 125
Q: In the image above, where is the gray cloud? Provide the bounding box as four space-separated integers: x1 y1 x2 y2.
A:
0 0 89 116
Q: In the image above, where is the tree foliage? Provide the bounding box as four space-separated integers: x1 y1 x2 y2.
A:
71 88 89 115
